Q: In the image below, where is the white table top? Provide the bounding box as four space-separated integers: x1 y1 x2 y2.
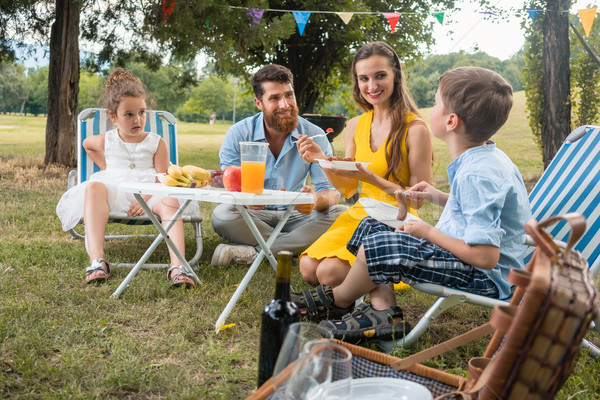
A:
118 182 314 206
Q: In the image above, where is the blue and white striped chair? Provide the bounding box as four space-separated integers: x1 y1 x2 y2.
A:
382 125 600 355
66 108 203 269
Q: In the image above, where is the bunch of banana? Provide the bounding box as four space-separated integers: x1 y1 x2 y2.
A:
162 165 209 188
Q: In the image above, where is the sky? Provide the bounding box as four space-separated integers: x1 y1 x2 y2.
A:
432 0 597 60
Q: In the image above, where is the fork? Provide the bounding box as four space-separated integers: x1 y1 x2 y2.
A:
292 130 331 142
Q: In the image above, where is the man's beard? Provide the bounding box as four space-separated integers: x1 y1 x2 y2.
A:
264 105 299 133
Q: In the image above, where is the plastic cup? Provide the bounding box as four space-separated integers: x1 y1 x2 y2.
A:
240 142 268 194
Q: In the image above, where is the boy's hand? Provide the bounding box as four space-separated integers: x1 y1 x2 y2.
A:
397 219 433 239
405 181 448 206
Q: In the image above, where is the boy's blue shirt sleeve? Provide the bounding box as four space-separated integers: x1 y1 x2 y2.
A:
455 174 506 247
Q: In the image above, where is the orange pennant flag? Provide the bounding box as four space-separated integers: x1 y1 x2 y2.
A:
578 8 597 37
337 12 354 25
382 13 401 34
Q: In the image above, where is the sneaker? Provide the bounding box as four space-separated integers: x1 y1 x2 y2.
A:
211 243 258 266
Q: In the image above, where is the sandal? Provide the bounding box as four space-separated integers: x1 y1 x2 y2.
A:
84 258 111 284
317 302 410 343
291 284 354 321
167 265 195 288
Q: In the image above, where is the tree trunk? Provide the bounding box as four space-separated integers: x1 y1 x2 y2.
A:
541 0 572 168
44 0 80 167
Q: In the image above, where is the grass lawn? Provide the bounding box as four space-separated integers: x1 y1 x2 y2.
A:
1 91 599 399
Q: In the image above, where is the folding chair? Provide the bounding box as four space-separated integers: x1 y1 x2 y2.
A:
66 108 203 269
382 125 600 356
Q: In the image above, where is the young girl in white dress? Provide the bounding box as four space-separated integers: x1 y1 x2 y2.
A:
56 68 196 287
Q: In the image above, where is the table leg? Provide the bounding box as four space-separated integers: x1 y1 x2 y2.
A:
110 196 200 299
215 205 295 331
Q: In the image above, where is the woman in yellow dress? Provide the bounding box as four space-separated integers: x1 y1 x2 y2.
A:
296 41 433 288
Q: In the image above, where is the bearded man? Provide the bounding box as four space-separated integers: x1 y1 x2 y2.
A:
211 64 346 266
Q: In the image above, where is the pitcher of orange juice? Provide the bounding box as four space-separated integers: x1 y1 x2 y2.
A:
240 142 269 194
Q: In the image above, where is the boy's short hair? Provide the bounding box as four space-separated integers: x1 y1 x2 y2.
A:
439 66 513 142
251 64 294 101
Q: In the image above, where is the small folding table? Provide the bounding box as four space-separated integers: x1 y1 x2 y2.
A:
115 182 314 331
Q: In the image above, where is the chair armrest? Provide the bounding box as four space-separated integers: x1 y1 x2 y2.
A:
68 170 77 189
521 234 567 248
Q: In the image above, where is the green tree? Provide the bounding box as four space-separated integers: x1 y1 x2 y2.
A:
26 66 49 116
570 15 600 128
148 0 463 114
0 62 28 113
78 69 104 111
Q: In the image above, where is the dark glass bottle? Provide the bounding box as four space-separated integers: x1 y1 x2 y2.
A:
257 251 300 388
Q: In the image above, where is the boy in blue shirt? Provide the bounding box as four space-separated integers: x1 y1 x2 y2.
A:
293 66 532 342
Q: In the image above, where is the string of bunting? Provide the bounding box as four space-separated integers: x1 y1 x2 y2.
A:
162 1 600 38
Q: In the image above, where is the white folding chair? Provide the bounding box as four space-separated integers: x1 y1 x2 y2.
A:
66 108 203 269
382 125 600 356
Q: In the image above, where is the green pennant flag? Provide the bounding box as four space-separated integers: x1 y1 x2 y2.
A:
431 12 444 25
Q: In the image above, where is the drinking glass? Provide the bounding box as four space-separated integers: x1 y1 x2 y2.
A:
272 322 332 399
240 141 268 194
284 340 353 400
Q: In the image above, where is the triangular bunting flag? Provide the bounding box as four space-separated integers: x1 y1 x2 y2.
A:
337 12 354 25
527 8 543 22
431 12 444 25
292 11 311 36
247 8 264 28
578 8 597 37
382 13 400 34
162 0 176 24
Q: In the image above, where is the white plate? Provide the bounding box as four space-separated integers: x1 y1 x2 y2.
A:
316 159 372 171
359 197 420 229
324 377 432 400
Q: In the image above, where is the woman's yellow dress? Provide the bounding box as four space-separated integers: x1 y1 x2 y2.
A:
303 110 419 287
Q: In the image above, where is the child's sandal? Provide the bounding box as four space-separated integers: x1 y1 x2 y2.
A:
167 265 195 288
291 284 354 321
84 258 111 284
317 302 410 343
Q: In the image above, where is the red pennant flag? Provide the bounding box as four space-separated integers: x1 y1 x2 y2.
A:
382 13 401 33
163 0 176 24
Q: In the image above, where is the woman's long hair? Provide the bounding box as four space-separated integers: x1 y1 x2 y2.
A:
351 42 421 183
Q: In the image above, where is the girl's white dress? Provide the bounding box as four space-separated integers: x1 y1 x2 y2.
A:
56 129 198 232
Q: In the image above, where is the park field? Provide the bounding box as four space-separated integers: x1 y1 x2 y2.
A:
0 92 599 399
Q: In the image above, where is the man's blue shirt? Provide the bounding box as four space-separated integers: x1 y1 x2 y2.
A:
219 113 336 209
435 142 532 299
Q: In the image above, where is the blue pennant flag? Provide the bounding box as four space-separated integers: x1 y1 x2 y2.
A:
527 8 543 22
292 11 311 36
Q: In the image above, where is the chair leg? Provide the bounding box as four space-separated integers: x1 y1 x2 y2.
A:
379 294 465 353
186 221 203 269
581 339 600 358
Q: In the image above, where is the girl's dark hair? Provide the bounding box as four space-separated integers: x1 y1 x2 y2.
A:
351 42 421 183
104 68 146 114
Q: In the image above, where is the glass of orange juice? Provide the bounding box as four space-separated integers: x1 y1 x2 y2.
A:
240 142 269 194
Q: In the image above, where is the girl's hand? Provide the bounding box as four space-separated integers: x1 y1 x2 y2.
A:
396 219 433 239
296 134 326 163
128 201 146 217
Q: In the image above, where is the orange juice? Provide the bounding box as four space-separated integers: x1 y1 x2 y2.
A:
241 161 266 194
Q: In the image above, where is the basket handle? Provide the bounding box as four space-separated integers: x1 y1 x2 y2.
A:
524 213 586 259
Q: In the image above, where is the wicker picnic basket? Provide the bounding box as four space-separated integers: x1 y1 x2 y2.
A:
247 214 599 399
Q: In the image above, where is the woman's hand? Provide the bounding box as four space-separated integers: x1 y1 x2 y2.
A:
296 134 326 163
